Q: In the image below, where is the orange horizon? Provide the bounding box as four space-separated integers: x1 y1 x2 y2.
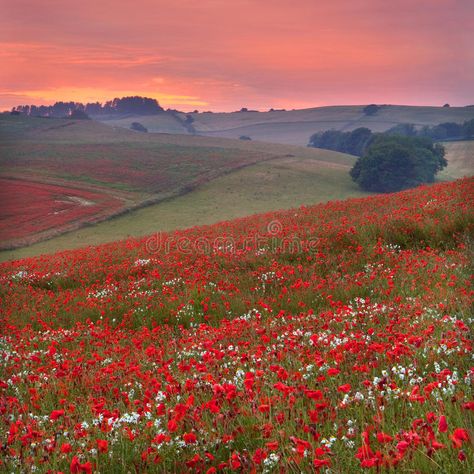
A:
1 1 473 112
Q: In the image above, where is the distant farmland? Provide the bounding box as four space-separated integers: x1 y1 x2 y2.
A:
1 107 471 257
0 154 368 261
439 140 474 180
0 115 358 252
0 178 123 248
100 105 474 146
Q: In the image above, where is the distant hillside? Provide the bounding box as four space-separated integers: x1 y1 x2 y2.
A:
0 114 357 252
96 105 474 146
0 152 367 261
439 140 474 180
1 107 471 257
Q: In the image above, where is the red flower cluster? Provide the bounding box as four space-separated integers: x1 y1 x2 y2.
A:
0 178 473 472
0 178 122 247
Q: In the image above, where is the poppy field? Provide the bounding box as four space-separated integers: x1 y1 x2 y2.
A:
0 178 473 473
0 178 124 249
1 115 360 252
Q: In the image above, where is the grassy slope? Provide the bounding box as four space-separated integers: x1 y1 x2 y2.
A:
101 113 188 134
0 115 362 260
190 105 474 145
100 105 474 146
1 179 472 473
0 155 366 261
0 116 282 196
438 140 474 180
2 114 470 261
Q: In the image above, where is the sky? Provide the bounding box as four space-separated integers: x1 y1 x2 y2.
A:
1 0 473 112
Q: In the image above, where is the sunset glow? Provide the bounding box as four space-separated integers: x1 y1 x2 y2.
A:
1 0 473 111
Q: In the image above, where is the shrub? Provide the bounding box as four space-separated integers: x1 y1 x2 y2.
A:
350 135 447 193
68 109 90 120
130 122 148 133
363 104 380 116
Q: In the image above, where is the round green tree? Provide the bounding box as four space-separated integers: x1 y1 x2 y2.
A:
350 135 447 193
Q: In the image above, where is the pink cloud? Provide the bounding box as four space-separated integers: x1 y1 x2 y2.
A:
0 0 472 111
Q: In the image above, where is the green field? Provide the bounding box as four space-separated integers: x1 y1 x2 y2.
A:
0 115 363 259
1 113 471 261
438 140 474 180
0 154 367 261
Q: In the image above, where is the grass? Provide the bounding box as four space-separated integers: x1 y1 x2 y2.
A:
438 140 474 180
0 114 361 256
1 114 471 258
0 156 367 261
0 178 472 473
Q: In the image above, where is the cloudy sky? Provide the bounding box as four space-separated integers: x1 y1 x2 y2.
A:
1 0 473 111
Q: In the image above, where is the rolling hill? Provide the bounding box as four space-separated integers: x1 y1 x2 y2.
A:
0 153 367 261
439 140 474 180
99 105 474 146
0 114 360 256
1 107 472 260
1 177 473 472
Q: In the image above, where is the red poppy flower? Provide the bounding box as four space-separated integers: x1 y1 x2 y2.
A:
97 439 108 453
438 415 447 433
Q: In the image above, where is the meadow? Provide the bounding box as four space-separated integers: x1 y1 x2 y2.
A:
438 140 474 180
0 177 472 473
1 111 472 261
0 155 367 262
0 178 123 250
0 115 360 256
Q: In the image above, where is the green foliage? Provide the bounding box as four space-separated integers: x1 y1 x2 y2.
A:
420 122 463 140
309 118 474 156
130 121 148 132
69 109 90 120
350 135 447 193
13 96 163 117
308 127 372 156
385 123 417 137
463 118 474 138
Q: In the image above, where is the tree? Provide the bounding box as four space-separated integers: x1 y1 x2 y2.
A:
385 123 417 137
85 102 103 116
350 135 447 193
363 104 380 116
344 127 373 156
420 122 463 140
308 128 373 156
462 119 474 138
111 97 163 115
68 109 90 120
130 122 148 132
308 130 345 151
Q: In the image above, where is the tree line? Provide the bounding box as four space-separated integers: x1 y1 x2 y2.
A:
12 96 164 118
308 119 474 157
306 119 474 193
